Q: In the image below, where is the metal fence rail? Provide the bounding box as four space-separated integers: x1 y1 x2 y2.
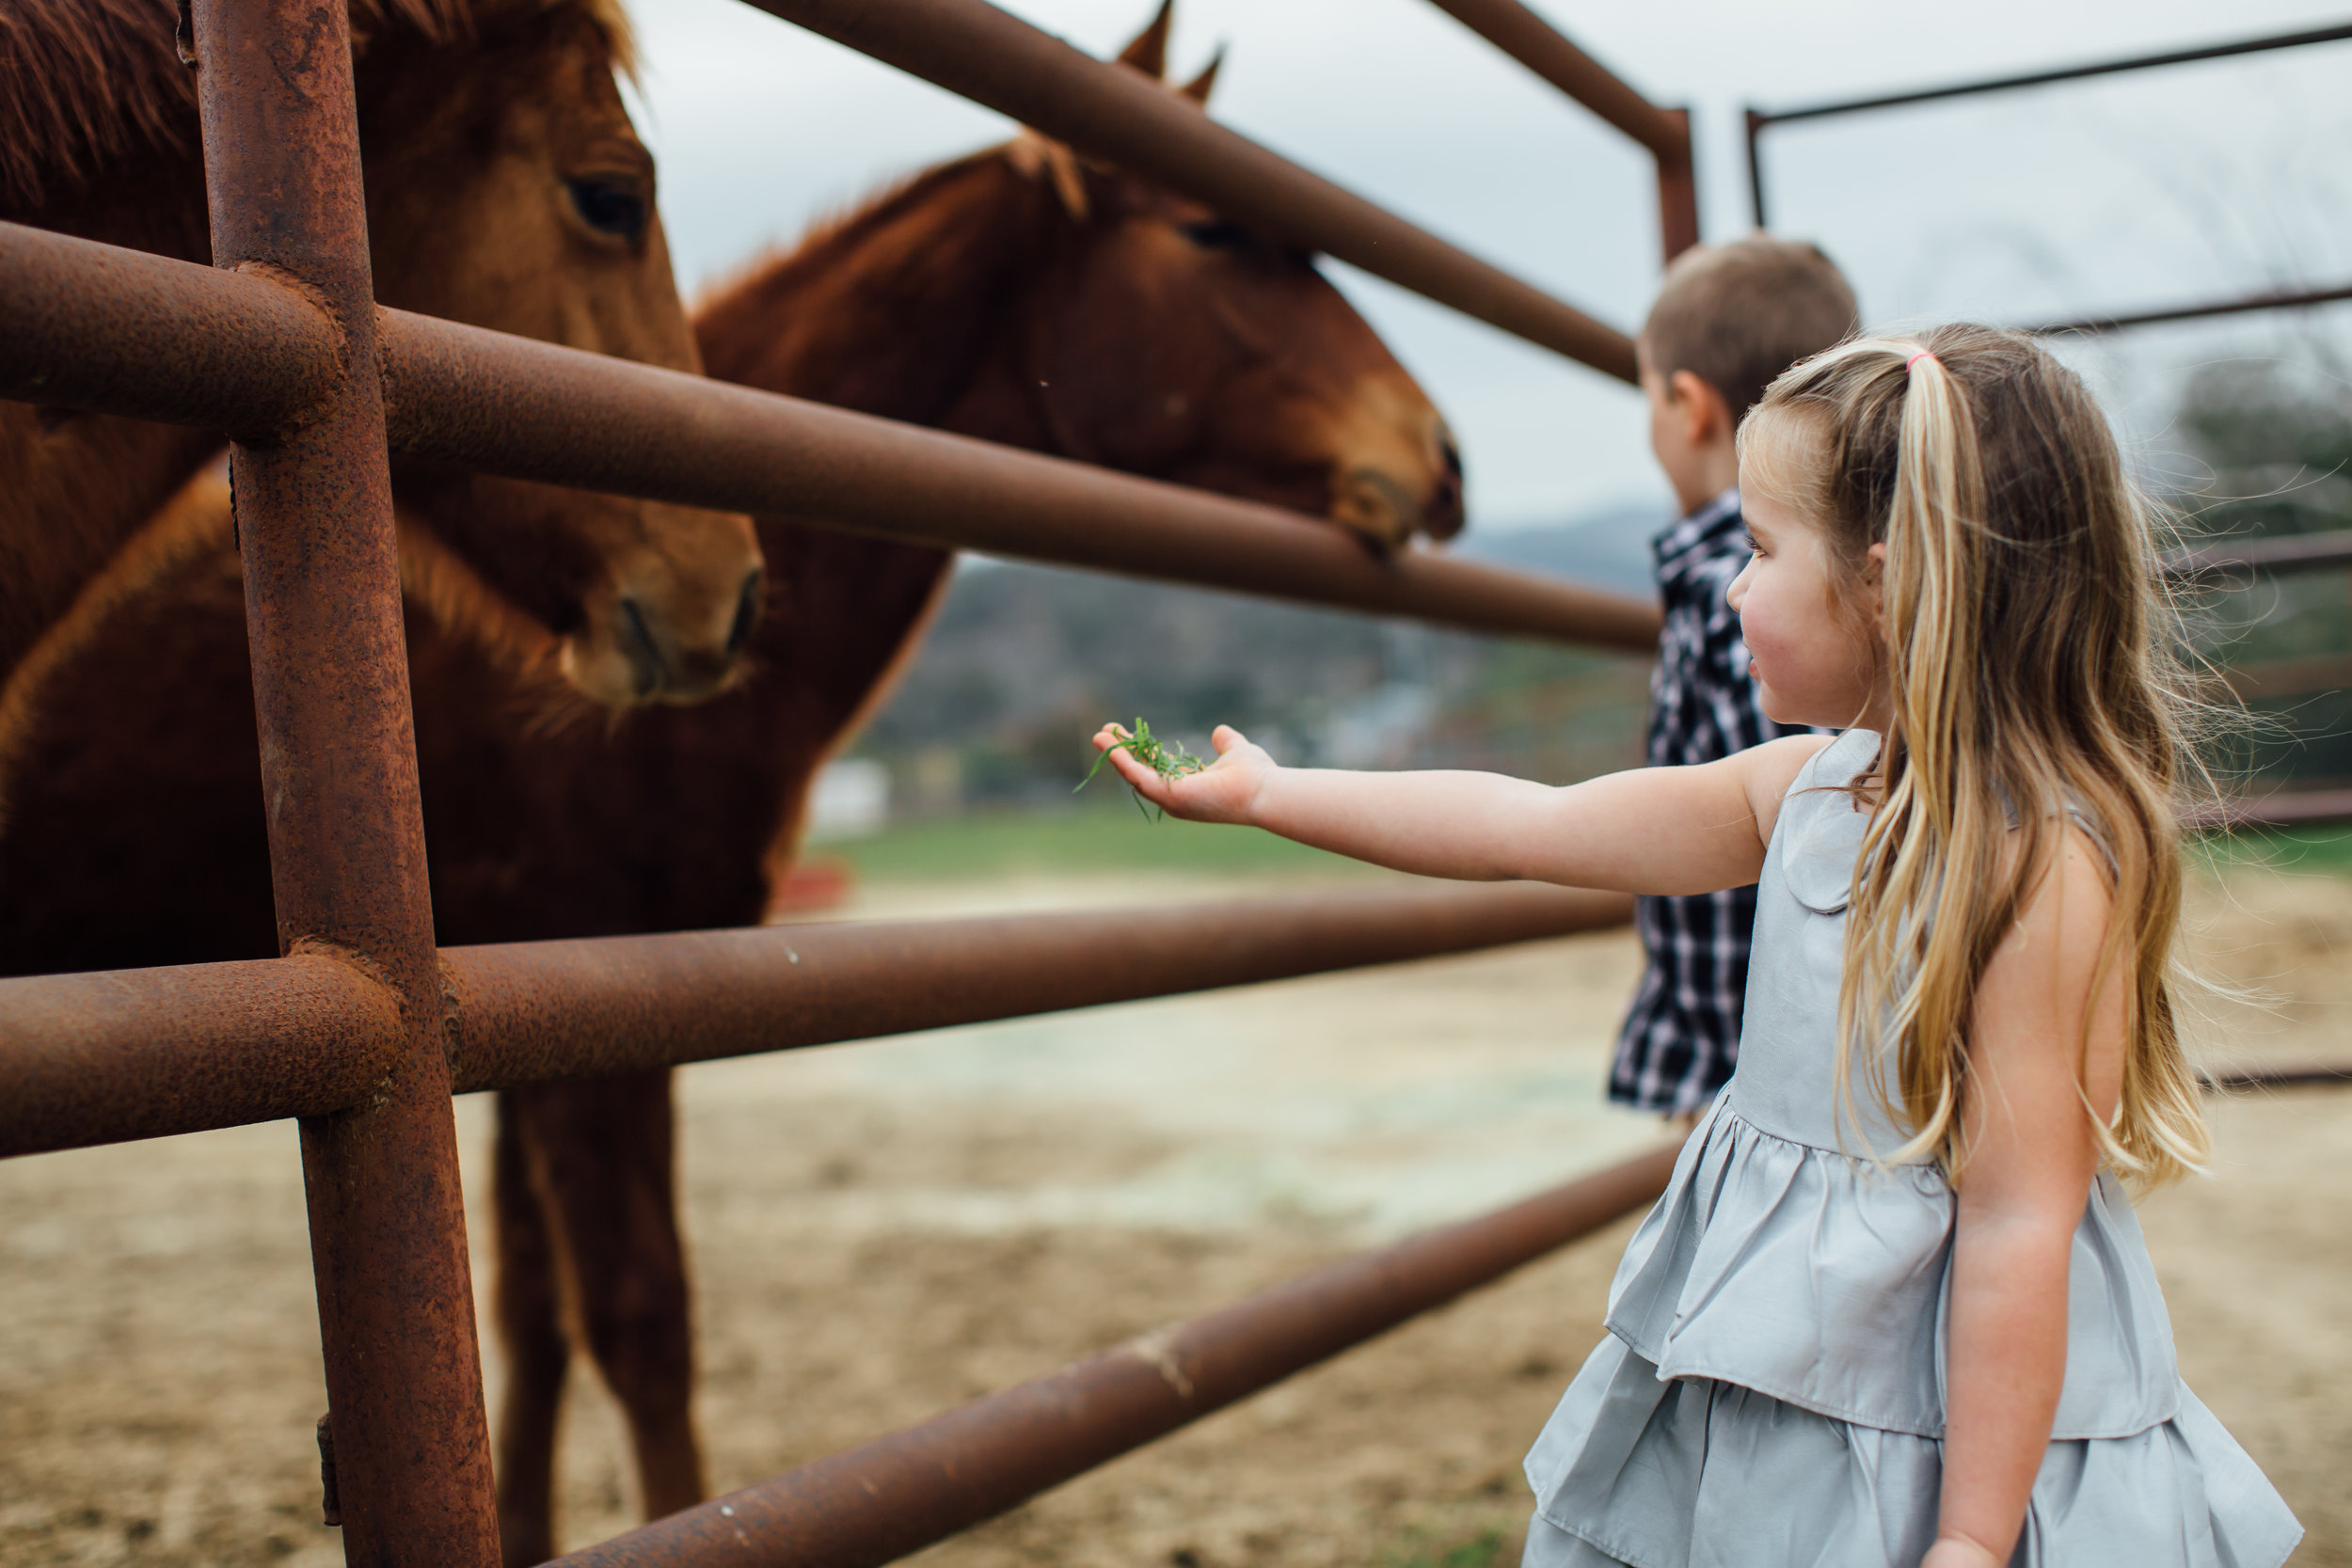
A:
1422 0 1698 261
743 0 1641 380
0 884 1631 1159
0 221 1661 650
548 1141 1685 1568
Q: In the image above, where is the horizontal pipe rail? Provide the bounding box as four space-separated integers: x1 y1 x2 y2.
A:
1750 20 2352 127
550 1139 1683 1568
2167 528 2352 581
0 884 1633 1157
2027 279 2352 337
0 225 1661 652
373 312 1663 649
1419 0 1697 261
1422 0 1683 157
738 0 1637 383
440 883 1634 1092
0 221 340 439
2203 1060 2352 1091
0 953 405 1158
2193 790 2352 832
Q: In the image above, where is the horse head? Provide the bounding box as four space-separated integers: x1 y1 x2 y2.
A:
0 0 761 705
356 0 763 705
997 4 1465 551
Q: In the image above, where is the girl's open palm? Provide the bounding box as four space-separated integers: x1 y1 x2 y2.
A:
1091 722 1272 825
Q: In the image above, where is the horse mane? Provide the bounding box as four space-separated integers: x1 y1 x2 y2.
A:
699 149 1027 312
0 0 636 209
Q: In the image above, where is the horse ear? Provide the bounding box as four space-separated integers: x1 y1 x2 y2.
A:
1179 46 1222 105
1006 133 1091 221
1116 0 1173 80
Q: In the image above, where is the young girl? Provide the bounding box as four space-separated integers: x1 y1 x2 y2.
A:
1092 325 2301 1567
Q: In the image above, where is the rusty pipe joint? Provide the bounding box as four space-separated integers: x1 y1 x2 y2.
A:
0 222 343 444
0 948 408 1159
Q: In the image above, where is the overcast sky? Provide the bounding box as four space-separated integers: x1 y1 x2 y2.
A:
622 0 2352 531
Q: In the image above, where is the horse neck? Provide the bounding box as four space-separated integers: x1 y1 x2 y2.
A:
685 156 1070 893
695 153 1060 431
692 150 1064 701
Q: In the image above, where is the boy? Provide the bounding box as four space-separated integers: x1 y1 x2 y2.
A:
1614 236 1859 1116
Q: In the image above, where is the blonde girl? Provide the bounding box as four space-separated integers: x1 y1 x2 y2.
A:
1092 325 2298 1567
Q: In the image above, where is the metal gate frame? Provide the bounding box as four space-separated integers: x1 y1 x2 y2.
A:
0 2 1712 1562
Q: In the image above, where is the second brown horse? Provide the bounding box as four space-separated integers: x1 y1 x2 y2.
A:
0 9 1465 1560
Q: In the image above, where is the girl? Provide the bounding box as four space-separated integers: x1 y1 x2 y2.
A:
1091 325 2300 1567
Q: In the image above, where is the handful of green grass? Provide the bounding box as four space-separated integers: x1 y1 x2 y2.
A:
1076 717 1208 820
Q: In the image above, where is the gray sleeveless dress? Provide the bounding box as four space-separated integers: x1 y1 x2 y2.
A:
1521 729 2300 1568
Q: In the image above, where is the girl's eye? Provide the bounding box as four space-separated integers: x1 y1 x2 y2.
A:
1742 533 1765 557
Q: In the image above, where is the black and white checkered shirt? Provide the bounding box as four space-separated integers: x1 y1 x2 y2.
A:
1610 488 1824 1115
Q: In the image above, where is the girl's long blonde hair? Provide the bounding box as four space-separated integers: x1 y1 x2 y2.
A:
1742 325 2210 1189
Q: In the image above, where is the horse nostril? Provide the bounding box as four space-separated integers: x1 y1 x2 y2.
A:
726 568 764 657
616 596 666 699
1438 427 1464 482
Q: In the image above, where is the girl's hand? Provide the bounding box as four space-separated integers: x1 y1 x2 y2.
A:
1091 722 1273 825
1920 1534 2004 1568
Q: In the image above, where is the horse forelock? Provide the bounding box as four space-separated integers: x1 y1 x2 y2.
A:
0 0 635 209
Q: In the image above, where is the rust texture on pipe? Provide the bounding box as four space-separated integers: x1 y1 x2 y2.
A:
443 883 1635 1093
0 221 340 438
739 0 1636 382
551 1140 1681 1568
0 955 404 1159
1422 0 1685 156
374 312 1662 652
189 0 500 1560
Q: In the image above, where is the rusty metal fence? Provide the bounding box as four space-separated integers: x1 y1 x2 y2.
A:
0 1 1718 1563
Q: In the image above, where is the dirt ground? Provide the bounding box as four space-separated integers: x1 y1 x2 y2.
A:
5 863 2351 1567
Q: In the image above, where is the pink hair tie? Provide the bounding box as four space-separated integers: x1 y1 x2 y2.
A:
1905 350 1938 372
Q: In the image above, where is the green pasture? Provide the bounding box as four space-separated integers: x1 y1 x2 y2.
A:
826 802 1382 882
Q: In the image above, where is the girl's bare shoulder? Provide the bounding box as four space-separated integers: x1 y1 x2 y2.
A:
1740 733 1842 845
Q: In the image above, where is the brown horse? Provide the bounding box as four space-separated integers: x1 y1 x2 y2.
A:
0 7 1466 1558
0 0 760 705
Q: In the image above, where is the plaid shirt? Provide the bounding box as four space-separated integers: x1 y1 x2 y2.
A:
1610 488 1824 1115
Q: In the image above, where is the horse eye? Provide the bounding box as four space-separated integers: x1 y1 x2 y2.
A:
566 177 646 244
1179 218 1252 251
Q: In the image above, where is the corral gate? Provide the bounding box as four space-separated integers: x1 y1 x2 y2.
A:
0 3 2339 1565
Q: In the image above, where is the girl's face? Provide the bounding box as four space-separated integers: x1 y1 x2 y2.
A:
1726 463 1888 731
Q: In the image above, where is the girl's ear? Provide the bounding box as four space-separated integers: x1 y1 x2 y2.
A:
1860 540 1890 630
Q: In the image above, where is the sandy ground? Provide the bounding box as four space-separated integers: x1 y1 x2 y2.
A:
5 863 2351 1567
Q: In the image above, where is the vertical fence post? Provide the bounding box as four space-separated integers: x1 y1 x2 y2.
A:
1743 108 1771 230
1655 106 1699 261
186 0 500 1562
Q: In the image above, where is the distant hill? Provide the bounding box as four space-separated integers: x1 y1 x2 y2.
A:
850 504 1664 808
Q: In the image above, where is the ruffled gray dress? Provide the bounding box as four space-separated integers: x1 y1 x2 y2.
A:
1522 729 2300 1568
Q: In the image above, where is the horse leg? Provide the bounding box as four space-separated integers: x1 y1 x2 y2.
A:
493 1090 572 1567
524 1069 705 1523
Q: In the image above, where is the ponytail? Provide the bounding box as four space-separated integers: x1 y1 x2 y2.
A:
1741 326 2212 1188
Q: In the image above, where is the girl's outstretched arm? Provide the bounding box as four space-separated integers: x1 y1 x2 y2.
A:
1924 828 2123 1568
1089 722 1832 895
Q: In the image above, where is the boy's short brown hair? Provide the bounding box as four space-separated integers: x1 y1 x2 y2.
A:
1640 235 1859 422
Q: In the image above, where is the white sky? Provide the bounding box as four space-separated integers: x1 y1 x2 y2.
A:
623 0 2352 530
